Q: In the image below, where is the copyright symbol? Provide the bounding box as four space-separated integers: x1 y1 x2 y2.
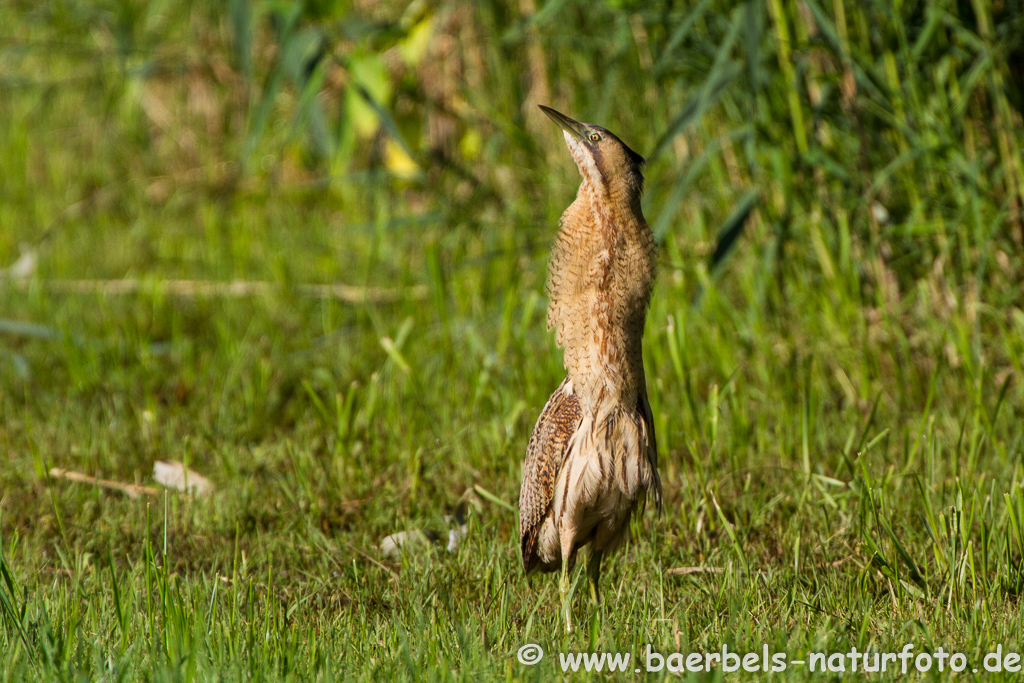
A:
517 643 544 665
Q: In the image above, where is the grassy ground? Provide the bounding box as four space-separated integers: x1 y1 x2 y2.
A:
2 0 1024 679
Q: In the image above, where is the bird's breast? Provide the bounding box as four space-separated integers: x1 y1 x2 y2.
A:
546 195 654 409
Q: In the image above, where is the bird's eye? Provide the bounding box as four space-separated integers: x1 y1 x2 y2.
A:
589 132 601 142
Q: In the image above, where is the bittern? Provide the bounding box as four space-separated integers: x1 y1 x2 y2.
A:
519 106 661 632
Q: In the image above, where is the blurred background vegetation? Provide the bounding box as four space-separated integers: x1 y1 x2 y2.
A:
2 0 1024 678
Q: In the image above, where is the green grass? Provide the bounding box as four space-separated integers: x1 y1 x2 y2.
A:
2 0 1024 679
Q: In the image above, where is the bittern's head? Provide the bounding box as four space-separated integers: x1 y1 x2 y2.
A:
539 105 645 200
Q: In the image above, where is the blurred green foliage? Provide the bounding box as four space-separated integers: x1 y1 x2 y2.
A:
6 0 1023 293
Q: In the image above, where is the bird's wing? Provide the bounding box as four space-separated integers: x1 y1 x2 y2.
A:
519 377 583 572
637 372 662 513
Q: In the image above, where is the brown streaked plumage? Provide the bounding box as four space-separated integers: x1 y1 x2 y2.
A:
519 106 661 632
520 377 582 573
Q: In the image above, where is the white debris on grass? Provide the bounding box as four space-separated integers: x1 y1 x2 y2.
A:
153 460 214 496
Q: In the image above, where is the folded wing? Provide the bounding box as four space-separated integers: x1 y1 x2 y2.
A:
519 378 583 572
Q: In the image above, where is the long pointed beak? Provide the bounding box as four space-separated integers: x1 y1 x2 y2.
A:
539 105 587 142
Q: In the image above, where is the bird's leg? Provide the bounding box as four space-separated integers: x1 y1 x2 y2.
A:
586 548 603 606
559 562 572 633
559 523 576 633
